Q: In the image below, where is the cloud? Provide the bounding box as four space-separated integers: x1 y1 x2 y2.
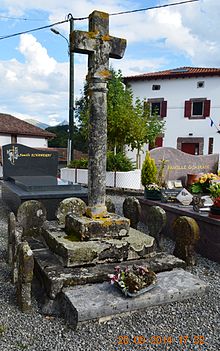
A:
1 0 220 125
0 34 69 125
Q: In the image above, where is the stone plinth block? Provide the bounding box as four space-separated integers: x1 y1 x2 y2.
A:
65 213 130 241
33 247 186 299
60 268 208 329
42 223 155 267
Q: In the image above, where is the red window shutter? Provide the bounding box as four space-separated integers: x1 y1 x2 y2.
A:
155 137 163 147
161 101 167 117
184 100 191 117
204 99 211 117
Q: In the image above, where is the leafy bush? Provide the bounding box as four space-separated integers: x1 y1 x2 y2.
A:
141 151 157 187
68 153 135 172
68 158 88 169
106 152 135 172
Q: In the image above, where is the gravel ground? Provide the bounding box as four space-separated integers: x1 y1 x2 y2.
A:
0 194 220 351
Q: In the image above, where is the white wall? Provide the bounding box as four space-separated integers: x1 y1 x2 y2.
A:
0 135 48 148
128 76 220 164
17 137 48 148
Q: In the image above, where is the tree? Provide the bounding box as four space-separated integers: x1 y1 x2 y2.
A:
75 68 165 159
46 124 87 152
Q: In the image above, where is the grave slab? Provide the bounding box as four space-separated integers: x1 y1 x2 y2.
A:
42 223 155 267
2 144 88 220
32 246 186 299
60 269 208 328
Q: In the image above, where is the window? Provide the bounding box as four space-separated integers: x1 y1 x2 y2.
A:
184 98 210 119
147 98 167 118
152 84 161 91
197 81 204 88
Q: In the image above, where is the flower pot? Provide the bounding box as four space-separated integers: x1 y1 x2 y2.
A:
144 189 161 200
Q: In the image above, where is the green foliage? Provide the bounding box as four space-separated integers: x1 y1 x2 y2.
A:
46 125 69 148
130 99 165 152
46 124 88 152
141 151 158 187
68 158 88 169
209 183 220 198
68 152 134 171
75 69 165 155
106 152 135 171
190 182 203 194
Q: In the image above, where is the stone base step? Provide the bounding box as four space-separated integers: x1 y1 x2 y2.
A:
32 245 186 299
59 269 208 330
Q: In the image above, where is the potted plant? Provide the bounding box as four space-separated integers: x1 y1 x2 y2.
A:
190 173 219 195
141 151 161 199
209 182 220 219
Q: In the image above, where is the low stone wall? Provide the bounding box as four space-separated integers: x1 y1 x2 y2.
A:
139 197 220 263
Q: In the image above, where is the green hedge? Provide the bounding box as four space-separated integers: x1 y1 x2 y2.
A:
68 152 135 172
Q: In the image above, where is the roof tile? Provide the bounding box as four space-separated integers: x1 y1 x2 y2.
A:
124 66 220 82
0 113 55 139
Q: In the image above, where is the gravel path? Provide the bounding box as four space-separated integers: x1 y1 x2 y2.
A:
0 194 220 351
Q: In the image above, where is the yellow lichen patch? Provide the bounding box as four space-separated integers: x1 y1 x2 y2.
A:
87 30 99 39
64 234 80 242
102 34 110 41
98 69 111 78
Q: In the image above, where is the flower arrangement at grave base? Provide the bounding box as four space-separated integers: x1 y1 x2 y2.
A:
208 183 220 219
108 265 157 297
190 173 220 195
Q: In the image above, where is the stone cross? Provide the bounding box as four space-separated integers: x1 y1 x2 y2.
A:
70 10 126 218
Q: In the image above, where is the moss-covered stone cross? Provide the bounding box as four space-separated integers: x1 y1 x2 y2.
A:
70 10 126 218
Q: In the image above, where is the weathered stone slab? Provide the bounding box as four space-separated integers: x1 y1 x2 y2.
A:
65 213 130 240
60 269 208 328
33 246 186 299
42 224 155 267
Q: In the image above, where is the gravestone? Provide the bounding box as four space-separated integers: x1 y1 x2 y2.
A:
2 143 87 219
173 216 200 266
16 241 34 312
123 197 141 229
150 147 219 186
56 197 87 225
17 200 47 238
145 206 166 250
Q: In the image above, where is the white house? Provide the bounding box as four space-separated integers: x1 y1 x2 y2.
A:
124 67 220 167
0 113 55 176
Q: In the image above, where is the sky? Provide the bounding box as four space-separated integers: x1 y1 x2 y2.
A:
0 0 219 126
